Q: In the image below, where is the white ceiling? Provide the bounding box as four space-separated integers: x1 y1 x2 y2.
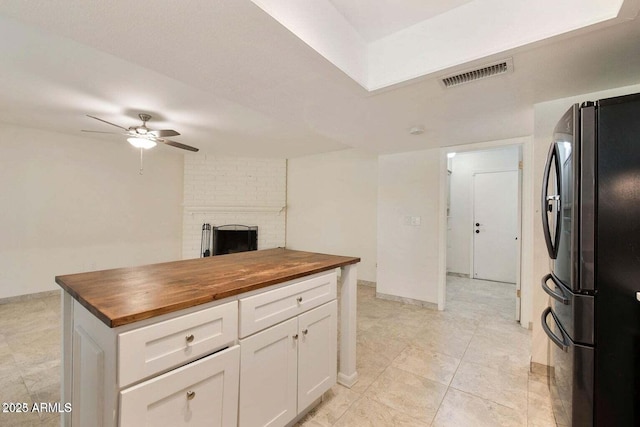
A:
327 0 474 42
0 1 639 158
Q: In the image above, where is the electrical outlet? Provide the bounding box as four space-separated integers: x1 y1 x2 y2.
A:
403 216 422 226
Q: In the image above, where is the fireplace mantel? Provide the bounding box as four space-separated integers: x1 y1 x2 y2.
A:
184 204 286 214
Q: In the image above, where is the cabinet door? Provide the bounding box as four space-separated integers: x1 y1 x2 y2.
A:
297 300 337 411
239 318 297 427
119 345 239 427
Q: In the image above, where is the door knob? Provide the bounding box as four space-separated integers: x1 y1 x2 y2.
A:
475 223 480 226
475 230 480 234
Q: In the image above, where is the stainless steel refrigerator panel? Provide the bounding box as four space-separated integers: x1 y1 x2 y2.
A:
579 105 596 293
554 332 594 427
548 104 580 292
541 306 594 427
541 274 594 345
594 92 640 427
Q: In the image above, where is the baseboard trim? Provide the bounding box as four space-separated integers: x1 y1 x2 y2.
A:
337 372 359 388
530 361 555 379
376 292 438 310
447 272 470 278
357 280 376 288
0 289 61 305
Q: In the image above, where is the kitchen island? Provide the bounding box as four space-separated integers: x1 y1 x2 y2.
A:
56 248 360 427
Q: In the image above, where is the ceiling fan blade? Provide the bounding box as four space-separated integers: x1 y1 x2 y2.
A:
160 139 199 152
149 129 180 138
86 114 129 131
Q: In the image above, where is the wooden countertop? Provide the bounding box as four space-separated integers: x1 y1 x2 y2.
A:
55 248 360 328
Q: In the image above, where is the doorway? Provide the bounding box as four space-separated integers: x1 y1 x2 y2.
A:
444 145 522 321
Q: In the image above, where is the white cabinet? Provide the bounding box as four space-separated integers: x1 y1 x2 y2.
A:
63 270 344 427
65 300 240 427
71 325 105 427
120 345 240 427
297 301 337 410
239 272 336 338
239 318 298 427
118 301 238 387
239 300 337 427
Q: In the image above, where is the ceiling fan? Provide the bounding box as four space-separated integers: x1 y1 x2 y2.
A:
82 113 199 152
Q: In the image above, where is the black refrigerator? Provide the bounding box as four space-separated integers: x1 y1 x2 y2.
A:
541 92 640 426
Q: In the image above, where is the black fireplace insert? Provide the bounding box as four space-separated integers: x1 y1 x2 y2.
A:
213 224 258 255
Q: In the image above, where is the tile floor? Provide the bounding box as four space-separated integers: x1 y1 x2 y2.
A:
0 293 61 426
296 276 564 427
0 276 563 426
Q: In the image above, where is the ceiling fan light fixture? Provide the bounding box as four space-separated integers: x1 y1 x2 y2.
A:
127 137 156 149
85 113 198 152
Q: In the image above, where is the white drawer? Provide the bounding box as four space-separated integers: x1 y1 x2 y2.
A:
120 345 240 427
239 272 336 338
118 301 238 387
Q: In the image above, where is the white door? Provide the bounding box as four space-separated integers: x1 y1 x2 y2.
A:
239 318 298 427
473 170 518 283
298 301 337 411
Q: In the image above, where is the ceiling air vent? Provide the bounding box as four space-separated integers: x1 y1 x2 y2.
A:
441 58 513 88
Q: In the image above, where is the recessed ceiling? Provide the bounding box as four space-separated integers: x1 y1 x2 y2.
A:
252 0 634 90
327 0 474 42
0 1 638 158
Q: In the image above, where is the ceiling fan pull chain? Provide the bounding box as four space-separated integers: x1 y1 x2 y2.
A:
139 148 144 175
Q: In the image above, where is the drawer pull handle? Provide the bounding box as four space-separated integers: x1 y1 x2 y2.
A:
185 334 195 344
302 329 308 335
296 297 303 303
187 390 196 400
293 334 299 340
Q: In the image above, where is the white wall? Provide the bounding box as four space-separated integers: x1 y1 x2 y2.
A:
377 149 440 303
447 146 520 275
182 155 286 259
0 124 183 299
531 82 640 367
286 148 377 282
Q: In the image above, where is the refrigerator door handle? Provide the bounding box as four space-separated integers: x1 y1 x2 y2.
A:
541 143 561 259
541 273 569 304
541 307 569 351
